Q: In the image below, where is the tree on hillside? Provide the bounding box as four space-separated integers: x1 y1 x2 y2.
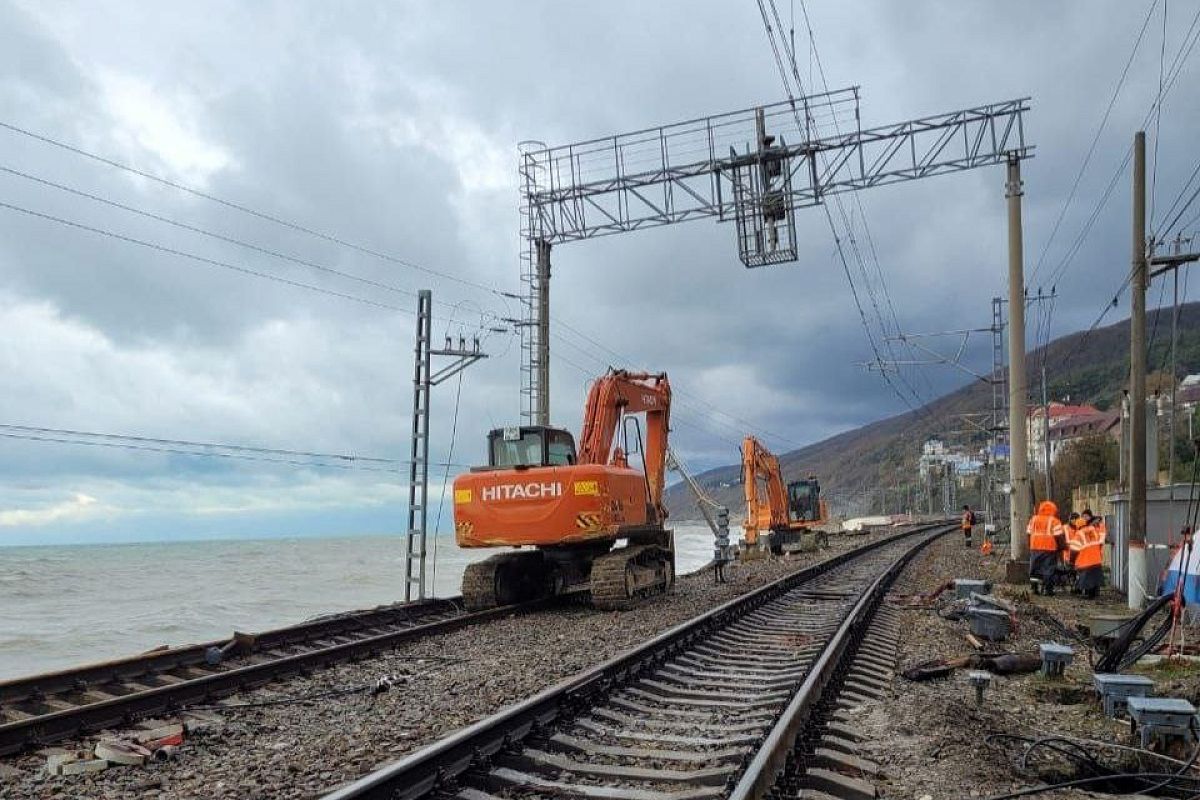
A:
1036 435 1119 513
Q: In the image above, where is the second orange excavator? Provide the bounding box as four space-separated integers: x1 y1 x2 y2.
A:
452 369 675 610
742 435 828 554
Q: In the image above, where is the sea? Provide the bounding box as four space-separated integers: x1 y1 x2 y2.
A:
0 525 719 681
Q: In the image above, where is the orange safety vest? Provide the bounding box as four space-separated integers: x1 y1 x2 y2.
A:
1068 524 1086 552
1028 514 1063 552
1075 524 1103 570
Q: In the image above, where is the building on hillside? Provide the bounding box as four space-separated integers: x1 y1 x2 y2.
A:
1175 375 1200 421
1048 409 1120 462
919 438 983 481
1026 402 1118 471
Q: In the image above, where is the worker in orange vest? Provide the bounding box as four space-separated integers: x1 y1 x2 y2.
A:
1028 500 1067 595
1075 511 1104 598
961 504 976 548
1089 510 1107 544
1063 513 1087 592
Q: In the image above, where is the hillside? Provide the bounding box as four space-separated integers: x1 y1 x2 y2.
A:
665 302 1200 520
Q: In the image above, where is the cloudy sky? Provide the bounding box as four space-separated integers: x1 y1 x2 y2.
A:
0 1 1196 545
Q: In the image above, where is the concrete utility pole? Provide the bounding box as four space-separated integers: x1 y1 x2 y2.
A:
1129 131 1148 610
1006 154 1031 578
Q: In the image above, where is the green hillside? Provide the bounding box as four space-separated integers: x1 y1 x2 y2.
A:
665 302 1200 520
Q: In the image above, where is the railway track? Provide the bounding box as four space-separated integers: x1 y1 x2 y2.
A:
0 593 543 756
323 521 951 800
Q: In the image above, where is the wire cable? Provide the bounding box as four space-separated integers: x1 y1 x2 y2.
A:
0 163 509 327
0 120 506 297
0 423 399 463
0 425 468 471
1030 0 1159 285
756 0 931 421
430 369 464 594
0 199 407 313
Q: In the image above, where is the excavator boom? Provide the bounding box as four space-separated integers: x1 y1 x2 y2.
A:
578 370 671 520
741 435 828 552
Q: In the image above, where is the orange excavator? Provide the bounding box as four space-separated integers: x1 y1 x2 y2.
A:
453 369 675 610
742 435 828 555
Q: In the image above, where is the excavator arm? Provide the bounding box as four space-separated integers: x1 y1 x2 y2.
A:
742 435 790 543
578 370 672 522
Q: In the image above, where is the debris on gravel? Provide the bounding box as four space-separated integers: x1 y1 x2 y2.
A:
850 533 1200 799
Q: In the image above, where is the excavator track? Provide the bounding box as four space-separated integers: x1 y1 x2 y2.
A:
462 551 551 611
590 544 674 611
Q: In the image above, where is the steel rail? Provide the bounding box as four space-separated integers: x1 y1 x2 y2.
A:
0 597 462 707
729 521 938 799
0 594 555 755
322 521 951 800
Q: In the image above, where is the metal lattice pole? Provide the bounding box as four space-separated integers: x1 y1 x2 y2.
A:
402 291 489 602
518 142 549 425
404 291 433 602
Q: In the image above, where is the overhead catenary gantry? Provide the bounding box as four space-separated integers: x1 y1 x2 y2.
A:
516 88 1030 419
516 86 1033 559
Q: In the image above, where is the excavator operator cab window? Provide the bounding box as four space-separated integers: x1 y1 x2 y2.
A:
546 430 577 466
488 426 577 468
788 480 820 522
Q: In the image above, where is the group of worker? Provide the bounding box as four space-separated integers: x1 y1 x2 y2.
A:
1026 499 1107 598
959 501 1107 598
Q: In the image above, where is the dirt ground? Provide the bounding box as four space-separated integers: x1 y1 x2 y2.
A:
854 532 1200 799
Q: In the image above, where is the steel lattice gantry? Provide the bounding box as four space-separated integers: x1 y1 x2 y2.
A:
516 88 1032 423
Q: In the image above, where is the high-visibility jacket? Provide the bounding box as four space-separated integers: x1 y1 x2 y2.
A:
1028 501 1065 552
1063 522 1086 563
962 511 974 530
1075 523 1103 570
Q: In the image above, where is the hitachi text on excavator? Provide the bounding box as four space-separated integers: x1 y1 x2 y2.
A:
453 369 676 610
741 435 828 555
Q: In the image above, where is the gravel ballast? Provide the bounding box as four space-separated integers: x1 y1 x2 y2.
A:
2 529 898 800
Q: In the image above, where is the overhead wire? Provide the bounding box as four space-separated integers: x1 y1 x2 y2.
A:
1043 0 1200 290
1149 0 1169 229
1029 0 1159 286
0 423 401 464
1158 158 1200 235
0 430 469 472
430 369 464 592
0 121 802 459
548 329 748 452
551 317 807 450
0 120 505 297
798 0 936 415
757 0 932 422
1050 269 1134 373
0 199 409 313
1 164 437 307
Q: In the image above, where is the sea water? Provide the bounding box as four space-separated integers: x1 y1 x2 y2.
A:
0 525 718 680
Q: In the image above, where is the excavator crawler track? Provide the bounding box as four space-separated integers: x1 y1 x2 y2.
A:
462 551 551 611
590 544 674 611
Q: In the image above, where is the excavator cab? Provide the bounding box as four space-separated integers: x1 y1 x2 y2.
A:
787 478 821 523
485 426 577 469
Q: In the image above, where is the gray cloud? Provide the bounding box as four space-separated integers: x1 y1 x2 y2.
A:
0 0 1196 541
